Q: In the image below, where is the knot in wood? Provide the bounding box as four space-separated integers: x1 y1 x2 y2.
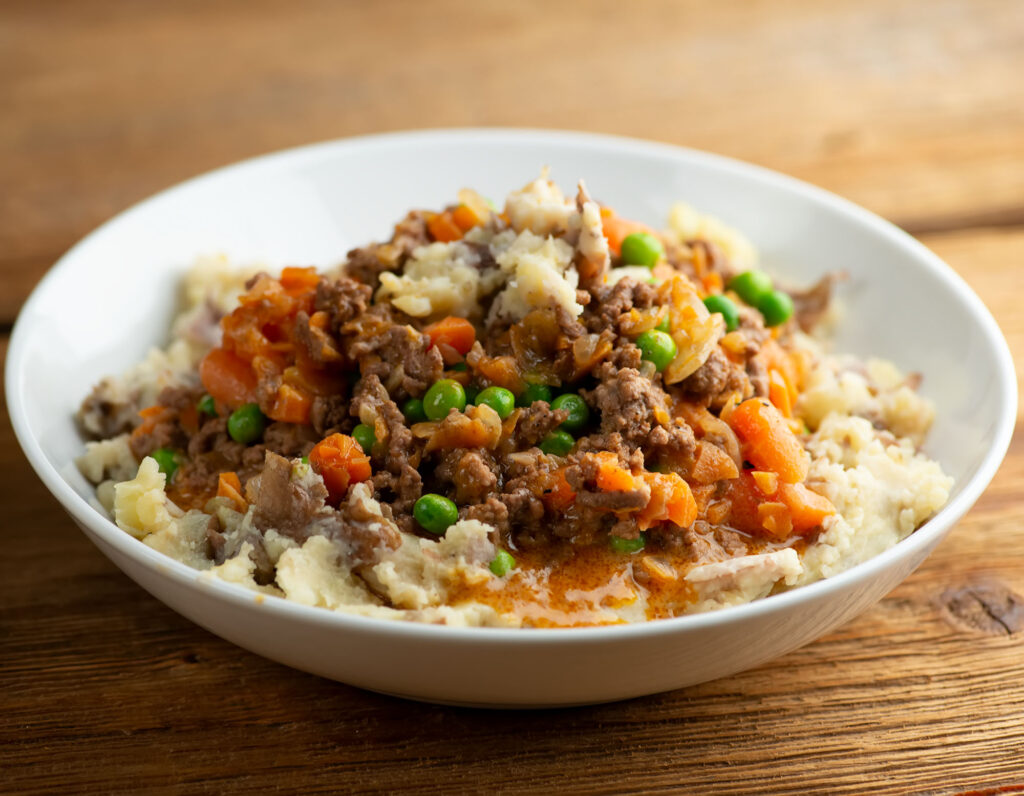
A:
940 580 1024 636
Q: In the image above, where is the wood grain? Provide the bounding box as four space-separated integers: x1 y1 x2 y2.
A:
3 0 1024 322
3 1 1024 794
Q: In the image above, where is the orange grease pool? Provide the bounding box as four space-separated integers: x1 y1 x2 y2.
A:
447 533 806 627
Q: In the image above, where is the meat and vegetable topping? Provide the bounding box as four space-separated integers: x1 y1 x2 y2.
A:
76 174 952 626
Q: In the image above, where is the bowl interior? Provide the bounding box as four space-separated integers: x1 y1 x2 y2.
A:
7 129 1015 613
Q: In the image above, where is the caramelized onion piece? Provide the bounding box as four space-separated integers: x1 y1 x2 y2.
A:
618 306 666 337
690 440 740 484
676 403 743 470
466 343 526 394
657 275 724 384
570 333 614 380
509 309 563 385
424 404 502 452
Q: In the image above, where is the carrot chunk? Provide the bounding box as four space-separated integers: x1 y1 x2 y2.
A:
722 471 770 536
199 347 258 409
637 472 697 530
216 472 248 513
768 369 793 417
279 266 320 295
595 452 639 492
267 383 312 424
424 316 476 356
427 212 464 243
777 482 835 533
451 204 484 232
728 398 809 483
308 433 372 503
599 207 652 257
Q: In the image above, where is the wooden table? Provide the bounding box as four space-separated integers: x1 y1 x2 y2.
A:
3 1 1023 792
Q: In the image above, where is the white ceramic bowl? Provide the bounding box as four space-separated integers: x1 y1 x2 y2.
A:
7 129 1016 707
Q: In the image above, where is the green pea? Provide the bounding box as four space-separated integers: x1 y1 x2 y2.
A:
475 386 516 419
703 294 740 332
551 393 590 433
352 423 376 454
227 403 266 444
517 383 553 407
539 429 575 457
610 533 646 554
620 232 664 268
489 549 516 577
728 270 773 307
635 329 678 372
301 456 309 465
423 379 467 421
656 316 671 333
151 448 180 482
758 289 795 327
414 493 459 535
196 394 217 417
402 398 428 424
451 361 468 372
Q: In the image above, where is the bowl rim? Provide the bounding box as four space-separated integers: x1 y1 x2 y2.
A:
6 126 1017 644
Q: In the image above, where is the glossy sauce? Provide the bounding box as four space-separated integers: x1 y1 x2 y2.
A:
448 529 809 627
166 479 215 512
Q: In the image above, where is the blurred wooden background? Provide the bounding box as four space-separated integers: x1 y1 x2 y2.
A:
2 1 1023 793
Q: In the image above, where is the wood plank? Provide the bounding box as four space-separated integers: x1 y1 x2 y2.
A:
2 227 1023 793
3 0 1024 322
